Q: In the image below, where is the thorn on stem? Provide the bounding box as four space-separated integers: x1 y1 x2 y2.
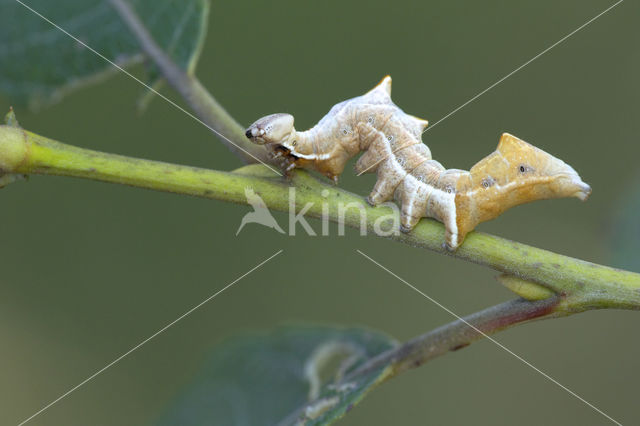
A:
4 107 21 128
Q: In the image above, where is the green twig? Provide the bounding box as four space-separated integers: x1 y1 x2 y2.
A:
1 125 638 314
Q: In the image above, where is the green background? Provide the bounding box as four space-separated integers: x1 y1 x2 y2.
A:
1 0 638 424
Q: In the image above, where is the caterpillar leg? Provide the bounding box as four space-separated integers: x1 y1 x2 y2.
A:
369 145 432 206
367 158 408 205
395 177 429 232
443 228 460 252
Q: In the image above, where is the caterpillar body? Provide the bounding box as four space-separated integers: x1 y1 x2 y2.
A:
245 76 591 249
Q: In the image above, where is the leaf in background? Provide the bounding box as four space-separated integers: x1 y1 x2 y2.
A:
0 0 209 109
608 176 640 271
159 326 397 426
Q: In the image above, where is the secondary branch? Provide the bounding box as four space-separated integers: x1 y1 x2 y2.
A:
108 0 271 164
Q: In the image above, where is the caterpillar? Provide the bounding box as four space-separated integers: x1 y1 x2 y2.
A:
245 76 591 250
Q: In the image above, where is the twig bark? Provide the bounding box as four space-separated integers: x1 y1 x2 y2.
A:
351 297 559 380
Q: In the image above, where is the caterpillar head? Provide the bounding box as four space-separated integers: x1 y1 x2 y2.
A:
245 113 295 145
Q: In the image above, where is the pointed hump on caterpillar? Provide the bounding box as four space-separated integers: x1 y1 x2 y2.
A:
362 75 392 103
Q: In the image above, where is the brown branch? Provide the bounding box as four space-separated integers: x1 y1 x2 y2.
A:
278 296 560 425
351 296 559 379
108 0 271 164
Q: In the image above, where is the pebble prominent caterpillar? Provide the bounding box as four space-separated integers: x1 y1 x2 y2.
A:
245 76 591 250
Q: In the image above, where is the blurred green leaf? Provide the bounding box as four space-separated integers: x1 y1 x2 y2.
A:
0 0 209 108
609 176 640 271
160 326 396 426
